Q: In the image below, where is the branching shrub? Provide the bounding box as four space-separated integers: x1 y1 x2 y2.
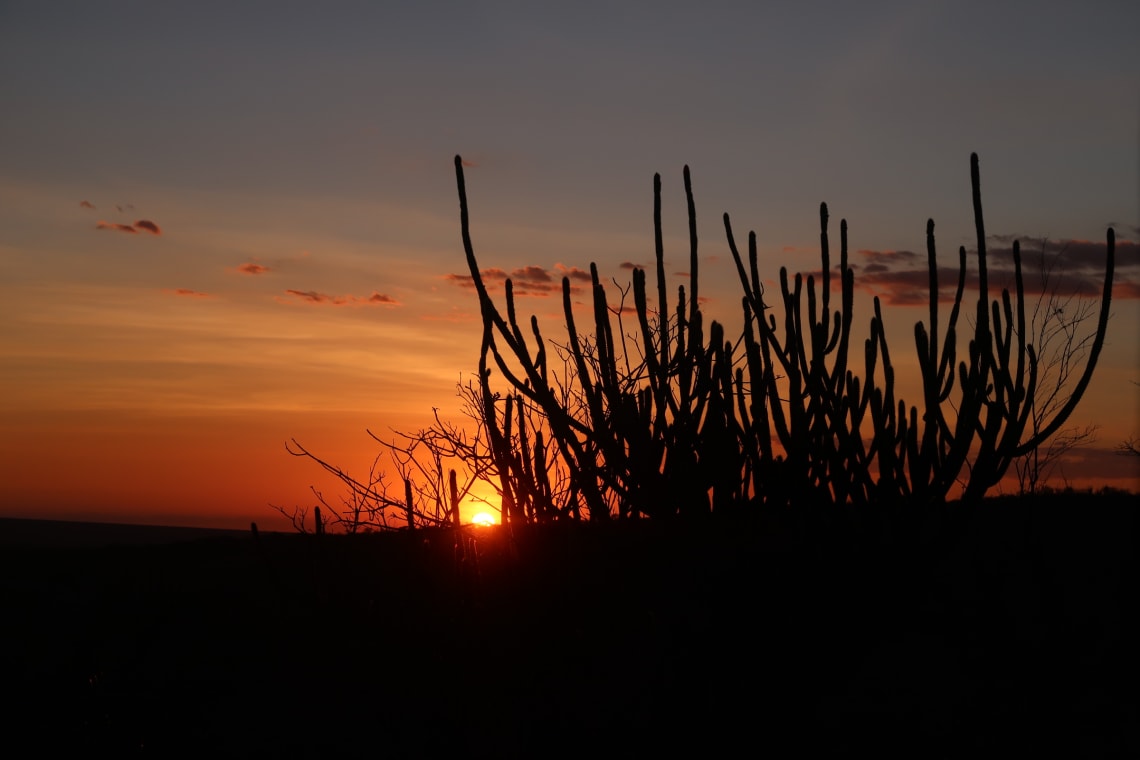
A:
280 153 1115 530
455 153 1115 520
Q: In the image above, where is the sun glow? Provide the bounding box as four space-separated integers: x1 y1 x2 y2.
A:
471 512 496 526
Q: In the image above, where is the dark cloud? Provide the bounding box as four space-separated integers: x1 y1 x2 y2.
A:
237 262 270 275
850 236 1137 305
163 288 211 298
79 200 95 209
445 264 586 297
284 289 327 303
281 289 399 306
96 221 137 234
554 263 592 282
511 265 552 283
95 219 162 235
855 248 922 269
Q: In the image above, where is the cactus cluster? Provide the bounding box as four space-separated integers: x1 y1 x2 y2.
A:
456 154 1115 522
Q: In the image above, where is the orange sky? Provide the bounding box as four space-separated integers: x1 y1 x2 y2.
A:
1 4 1137 529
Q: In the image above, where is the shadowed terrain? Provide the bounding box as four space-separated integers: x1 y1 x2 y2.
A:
2 491 1136 754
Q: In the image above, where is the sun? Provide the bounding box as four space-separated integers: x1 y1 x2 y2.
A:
471 512 496 526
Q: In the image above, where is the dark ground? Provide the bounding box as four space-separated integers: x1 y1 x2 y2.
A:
2 492 1137 756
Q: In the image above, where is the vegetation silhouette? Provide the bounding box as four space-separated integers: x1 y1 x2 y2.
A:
1012 239 1105 494
285 152 1116 531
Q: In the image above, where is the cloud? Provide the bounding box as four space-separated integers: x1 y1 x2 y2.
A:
96 221 137 233
95 219 162 235
849 235 1138 305
445 264 587 297
79 200 95 209
237 262 270 275
279 289 400 307
366 291 398 304
554 263 592 282
163 288 212 298
511 265 552 283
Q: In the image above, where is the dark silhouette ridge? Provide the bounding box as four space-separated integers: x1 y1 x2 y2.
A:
6 491 1137 753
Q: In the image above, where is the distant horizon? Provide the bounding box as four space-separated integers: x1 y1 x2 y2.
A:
4 479 1138 536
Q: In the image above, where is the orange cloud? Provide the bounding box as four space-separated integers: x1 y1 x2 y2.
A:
237 262 270 275
96 221 137 234
163 288 212 298
280 289 400 306
134 219 161 235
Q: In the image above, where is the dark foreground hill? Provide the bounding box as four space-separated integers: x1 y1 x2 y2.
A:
2 492 1137 756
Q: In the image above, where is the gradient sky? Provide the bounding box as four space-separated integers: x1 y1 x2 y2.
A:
2 1 1138 530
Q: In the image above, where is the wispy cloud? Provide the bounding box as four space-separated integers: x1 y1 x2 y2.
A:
162 288 212 298
96 221 137 234
79 200 95 209
237 262 270 275
95 219 162 235
279 289 400 307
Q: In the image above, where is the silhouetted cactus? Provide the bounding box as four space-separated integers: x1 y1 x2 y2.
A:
453 153 1115 519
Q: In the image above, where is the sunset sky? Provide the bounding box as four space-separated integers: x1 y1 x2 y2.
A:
2 1 1138 530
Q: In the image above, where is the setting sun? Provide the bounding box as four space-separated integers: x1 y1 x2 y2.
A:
471 512 496 526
